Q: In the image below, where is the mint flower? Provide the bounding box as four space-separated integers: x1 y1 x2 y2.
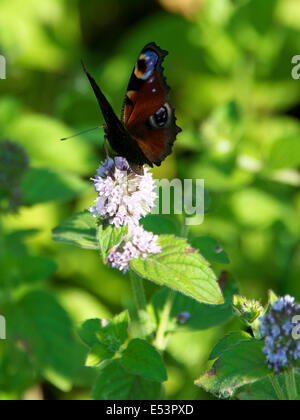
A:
107 224 161 273
259 295 300 372
90 157 157 228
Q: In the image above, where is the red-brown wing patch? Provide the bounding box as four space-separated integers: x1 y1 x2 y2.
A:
134 130 168 164
121 43 181 166
125 69 165 130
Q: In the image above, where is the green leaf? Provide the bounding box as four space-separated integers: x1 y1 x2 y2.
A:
0 255 57 287
97 224 128 263
120 339 167 383
190 236 230 264
141 215 178 235
0 343 36 394
131 235 224 305
150 274 238 332
238 373 300 401
52 211 98 250
209 331 252 360
230 188 285 228
6 291 85 392
268 290 279 306
5 230 40 256
22 168 88 205
268 136 300 170
99 311 129 348
78 319 103 348
86 343 114 367
238 375 282 400
195 340 270 398
79 312 129 365
4 113 97 174
92 359 163 400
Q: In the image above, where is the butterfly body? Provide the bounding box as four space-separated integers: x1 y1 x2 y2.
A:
83 42 181 174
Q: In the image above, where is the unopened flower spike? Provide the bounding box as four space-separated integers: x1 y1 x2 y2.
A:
233 295 264 325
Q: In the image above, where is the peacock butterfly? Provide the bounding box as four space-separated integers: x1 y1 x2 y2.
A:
82 42 181 174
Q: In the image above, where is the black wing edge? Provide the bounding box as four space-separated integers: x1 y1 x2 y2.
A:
81 61 124 133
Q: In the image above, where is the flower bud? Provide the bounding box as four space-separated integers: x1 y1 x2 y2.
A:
233 295 264 325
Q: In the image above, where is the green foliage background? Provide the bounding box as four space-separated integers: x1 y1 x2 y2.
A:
0 0 300 400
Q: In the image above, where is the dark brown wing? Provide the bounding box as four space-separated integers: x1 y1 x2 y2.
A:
82 61 125 137
82 61 151 170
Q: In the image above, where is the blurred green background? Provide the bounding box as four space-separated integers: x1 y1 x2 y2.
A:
0 0 300 400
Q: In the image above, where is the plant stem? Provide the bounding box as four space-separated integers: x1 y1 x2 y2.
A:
180 215 190 238
154 290 175 351
269 374 286 401
130 271 152 338
284 368 298 400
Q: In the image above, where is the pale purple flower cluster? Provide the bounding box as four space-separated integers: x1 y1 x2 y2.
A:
90 157 161 272
90 157 157 228
259 295 300 372
107 224 161 273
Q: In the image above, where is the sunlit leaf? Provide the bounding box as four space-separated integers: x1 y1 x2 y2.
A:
52 211 98 250
131 236 224 305
4 113 96 174
195 340 270 397
268 136 300 170
150 274 238 332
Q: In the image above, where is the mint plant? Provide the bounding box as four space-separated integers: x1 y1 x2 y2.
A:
52 156 231 399
196 292 300 400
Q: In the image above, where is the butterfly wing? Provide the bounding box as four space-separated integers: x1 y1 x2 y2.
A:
121 42 181 166
82 61 125 137
82 61 151 171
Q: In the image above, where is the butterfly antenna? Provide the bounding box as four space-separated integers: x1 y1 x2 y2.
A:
61 126 102 141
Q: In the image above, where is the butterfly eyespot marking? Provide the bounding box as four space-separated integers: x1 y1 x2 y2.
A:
149 104 171 128
134 51 159 80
